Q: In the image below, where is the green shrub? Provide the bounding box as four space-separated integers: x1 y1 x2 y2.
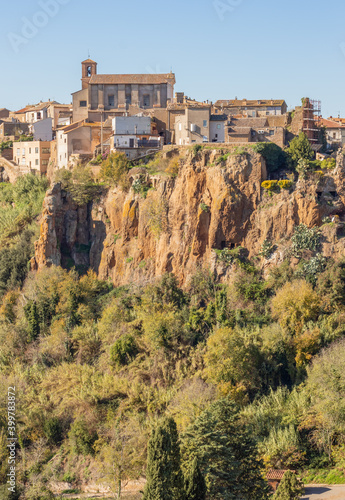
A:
192 144 202 155
259 239 275 259
43 417 63 445
261 180 279 192
110 334 138 366
291 224 321 257
200 202 209 212
253 143 287 173
277 179 293 190
68 418 98 456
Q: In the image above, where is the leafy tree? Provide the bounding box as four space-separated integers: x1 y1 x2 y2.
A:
0 230 34 295
182 399 269 499
204 327 263 401
273 470 304 499
100 152 131 190
143 417 185 500
303 340 345 457
54 165 100 205
253 143 287 173
184 457 206 500
286 132 314 167
271 280 320 335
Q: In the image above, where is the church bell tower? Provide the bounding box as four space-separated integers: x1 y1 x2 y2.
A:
81 59 97 89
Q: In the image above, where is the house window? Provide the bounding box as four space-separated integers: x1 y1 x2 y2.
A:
21 158 26 165
31 114 34 119
217 124 221 129
16 148 20 155
143 95 150 107
42 148 50 154
203 120 208 127
35 159 39 166
64 138 67 143
80 101 87 107
126 94 132 105
87 66 92 77
22 148 25 155
37 112 41 120
35 147 39 154
179 123 182 131
42 160 49 166
269 130 274 136
333 132 336 139
108 95 115 107
29 148 31 154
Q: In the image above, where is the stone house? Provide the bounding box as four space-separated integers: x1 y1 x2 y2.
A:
0 108 10 120
72 59 176 123
226 117 285 147
56 120 112 169
214 99 287 118
174 106 211 145
13 141 51 174
0 121 30 142
318 117 345 150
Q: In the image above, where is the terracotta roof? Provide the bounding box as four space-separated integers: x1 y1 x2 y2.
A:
215 99 286 108
228 126 252 135
89 73 176 85
230 117 268 128
318 117 345 129
82 58 97 64
266 469 291 480
25 101 59 112
14 106 33 114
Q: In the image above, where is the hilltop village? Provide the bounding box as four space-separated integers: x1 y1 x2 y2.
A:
5 60 345 500
0 59 343 178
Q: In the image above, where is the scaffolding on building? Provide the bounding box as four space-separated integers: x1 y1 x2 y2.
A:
302 98 321 143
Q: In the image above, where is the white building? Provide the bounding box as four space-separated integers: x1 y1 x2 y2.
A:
210 114 227 143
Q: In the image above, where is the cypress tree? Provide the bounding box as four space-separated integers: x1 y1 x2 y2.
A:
184 457 206 500
273 470 304 500
143 417 185 500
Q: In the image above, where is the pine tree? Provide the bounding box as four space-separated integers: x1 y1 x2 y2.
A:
184 457 206 500
273 470 304 500
182 398 269 500
143 417 185 500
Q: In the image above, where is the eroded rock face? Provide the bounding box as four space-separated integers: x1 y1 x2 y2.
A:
32 148 345 285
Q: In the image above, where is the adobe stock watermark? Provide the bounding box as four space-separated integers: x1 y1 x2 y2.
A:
213 0 243 22
8 0 72 54
145 65 163 74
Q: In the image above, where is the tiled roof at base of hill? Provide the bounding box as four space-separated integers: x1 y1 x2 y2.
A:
89 73 175 85
266 469 292 480
215 99 286 107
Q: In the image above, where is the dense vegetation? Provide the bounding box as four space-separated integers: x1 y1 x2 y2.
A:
0 144 344 499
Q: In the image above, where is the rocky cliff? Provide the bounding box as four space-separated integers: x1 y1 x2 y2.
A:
32 147 345 286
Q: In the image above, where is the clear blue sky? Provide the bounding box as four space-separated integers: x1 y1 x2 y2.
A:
1 0 345 117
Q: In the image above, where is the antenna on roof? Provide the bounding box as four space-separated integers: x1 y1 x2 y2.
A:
88 49 90 58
